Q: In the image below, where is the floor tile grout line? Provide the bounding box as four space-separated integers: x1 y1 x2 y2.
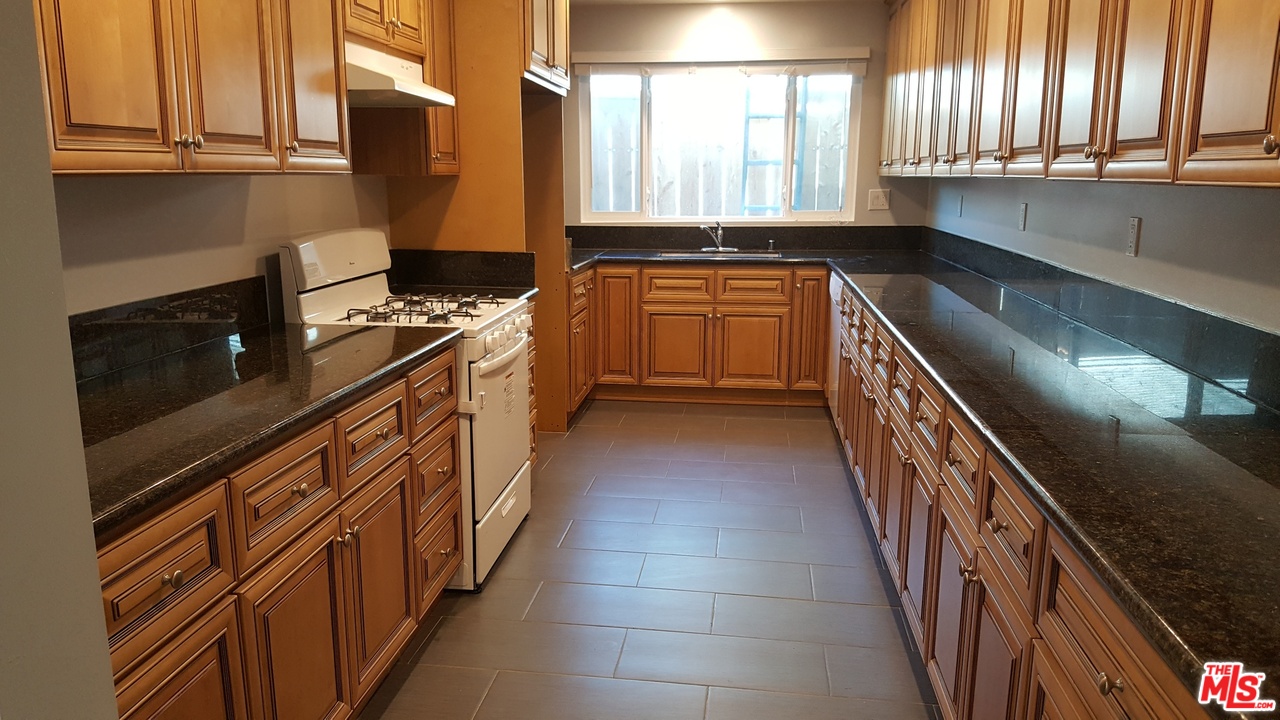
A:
465 667 500 720
517 580 545 622
611 628 630 678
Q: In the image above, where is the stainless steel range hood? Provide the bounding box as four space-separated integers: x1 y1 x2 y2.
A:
345 42 455 108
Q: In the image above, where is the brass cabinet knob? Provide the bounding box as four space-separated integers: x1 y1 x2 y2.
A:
1083 146 1095 160
192 134 205 150
175 134 193 149
985 517 1009 534
391 17 403 28
432 153 441 161
162 569 185 589
958 562 977 584
289 141 301 153
292 482 310 498
1096 672 1125 696
992 151 1006 162
437 465 450 476
1265 135 1279 155
897 450 912 467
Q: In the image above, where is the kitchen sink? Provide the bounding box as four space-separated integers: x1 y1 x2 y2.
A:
657 251 783 259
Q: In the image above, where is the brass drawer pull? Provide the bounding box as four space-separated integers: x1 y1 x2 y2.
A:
438 547 457 558
958 562 977 584
291 482 310 498
437 465 450 476
946 453 962 467
161 569 185 590
986 517 1008 534
897 451 912 467
341 525 362 547
1264 135 1278 156
376 427 392 441
1096 672 1125 696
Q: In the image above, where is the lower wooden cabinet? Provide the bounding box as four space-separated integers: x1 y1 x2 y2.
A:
713 306 791 389
642 305 714 386
414 492 463 620
901 442 938 650
570 303 595 408
1023 640 1092 720
880 415 914 588
928 486 979 720
967 549 1033 720
790 269 829 390
114 597 249 720
596 266 641 385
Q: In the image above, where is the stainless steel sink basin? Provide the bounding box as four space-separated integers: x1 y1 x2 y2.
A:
657 251 782 259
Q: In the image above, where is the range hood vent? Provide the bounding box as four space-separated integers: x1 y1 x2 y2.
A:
345 42 455 108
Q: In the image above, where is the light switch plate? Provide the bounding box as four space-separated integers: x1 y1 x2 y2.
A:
868 189 890 211
1127 217 1141 256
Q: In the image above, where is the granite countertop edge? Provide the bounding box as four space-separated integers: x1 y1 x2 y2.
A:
569 248 847 272
90 329 464 540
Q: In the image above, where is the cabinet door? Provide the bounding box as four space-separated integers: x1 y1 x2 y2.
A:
177 0 281 170
881 7 906 172
1023 641 1093 720
790 269 829 391
570 308 593 408
973 0 1013 174
341 458 417 707
835 338 858 462
927 488 977 720
1047 0 1111 178
389 0 429 55
714 306 791 389
880 417 913 589
597 267 641 385
277 0 350 171
967 550 1032 720
238 517 352 720
901 444 938 651
526 0 553 80
934 0 961 171
642 306 713 386
901 0 925 173
36 0 184 171
344 0 392 43
550 0 570 87
115 598 249 720
1003 0 1055 175
1099 0 1189 180
1178 0 1280 184
950 0 984 171
426 0 460 174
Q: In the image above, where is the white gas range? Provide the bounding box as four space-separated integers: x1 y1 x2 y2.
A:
279 228 532 591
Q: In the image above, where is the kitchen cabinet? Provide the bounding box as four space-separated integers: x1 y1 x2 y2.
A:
835 335 858 460
1001 0 1055 175
902 440 938 650
569 268 597 410
928 486 980 720
523 0 570 94
1177 0 1280 185
880 415 914 587
900 0 927 174
642 305 715 387
851 373 886 531
713 306 792 389
596 266 642 385
36 0 349 173
344 0 428 55
1024 640 1093 720
971 0 1013 175
414 492 462 620
426 0 460 173
1046 0 1111 179
965 548 1033 720
790 269 830 391
881 5 910 173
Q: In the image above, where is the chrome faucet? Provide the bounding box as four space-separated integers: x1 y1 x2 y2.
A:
699 221 725 251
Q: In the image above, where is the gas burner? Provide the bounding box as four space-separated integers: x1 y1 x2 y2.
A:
347 306 399 323
452 294 502 311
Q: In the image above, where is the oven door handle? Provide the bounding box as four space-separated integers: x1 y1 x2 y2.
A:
475 333 529 377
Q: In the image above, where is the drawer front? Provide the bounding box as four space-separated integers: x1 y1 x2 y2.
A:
888 344 916 422
857 309 877 366
641 268 714 303
715 268 792 303
872 323 894 397
415 492 462 619
912 372 945 469
410 419 460 534
1040 534 1197 720
99 480 236 678
981 455 1043 614
336 382 410 497
229 422 340 580
941 411 983 518
527 348 537 411
570 270 592 314
406 348 457 444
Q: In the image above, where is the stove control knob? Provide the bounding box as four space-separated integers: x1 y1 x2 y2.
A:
485 334 499 354
518 315 532 332
495 329 509 348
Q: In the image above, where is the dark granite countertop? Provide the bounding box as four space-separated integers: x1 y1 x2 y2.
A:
827 253 1280 713
81 324 461 540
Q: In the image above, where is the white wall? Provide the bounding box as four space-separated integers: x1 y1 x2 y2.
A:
56 174 390 314
1 2 118 717
927 177 1280 334
563 1 928 226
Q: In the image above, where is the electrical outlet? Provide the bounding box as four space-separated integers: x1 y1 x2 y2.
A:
1127 217 1141 256
1018 203 1028 231
957 194 964 217
868 189 890 211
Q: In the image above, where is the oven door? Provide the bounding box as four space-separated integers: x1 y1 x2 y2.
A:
466 334 532 515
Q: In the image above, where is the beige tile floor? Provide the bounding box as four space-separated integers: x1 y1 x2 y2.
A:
362 400 940 720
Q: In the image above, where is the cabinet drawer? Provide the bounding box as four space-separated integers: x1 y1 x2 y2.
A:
888 344 916 422
99 480 236 678
839 285 860 332
872 323 894 397
857 308 877 366
405 348 457 444
641 268 714 302
1039 531 1205 720
570 270 593 314
410 419 460 534
715 268 792 303
941 410 983 521
912 372 945 469
336 382 410 497
415 492 462 620
981 455 1044 615
229 422 340 581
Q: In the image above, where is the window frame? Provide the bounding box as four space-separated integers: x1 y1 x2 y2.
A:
577 62 863 225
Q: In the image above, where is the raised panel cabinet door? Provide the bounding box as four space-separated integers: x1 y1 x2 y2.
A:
950 0 984 171
916 0 942 173
967 550 1033 720
177 0 281 170
237 517 352 720
927 489 978 720
641 306 713 386
344 0 392 43
1023 641 1094 720
880 418 913 590
835 338 857 461
526 0 553 79
973 0 1013 174
340 458 417 707
426 0 460 174
901 444 938 651
1099 0 1190 180
115 598 249 720
597 267 641 385
550 0 570 86
790 270 829 390
36 0 184 170
713 306 791 389
901 0 924 173
850 373 878 509
1003 0 1056 175
934 0 961 171
881 7 904 172
570 308 593 408
277 0 351 171
1178 0 1280 184
389 0 428 54
1047 0 1112 178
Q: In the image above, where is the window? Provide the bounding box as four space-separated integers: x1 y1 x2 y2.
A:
582 63 861 222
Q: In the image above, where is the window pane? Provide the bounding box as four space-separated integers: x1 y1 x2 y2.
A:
590 74 642 213
650 70 787 218
792 74 852 212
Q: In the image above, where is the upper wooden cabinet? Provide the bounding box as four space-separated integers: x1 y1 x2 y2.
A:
523 0 570 94
35 0 349 173
1178 0 1280 185
426 0 460 173
1047 0 1112 178
971 0 1013 175
343 0 427 55
1001 0 1055 175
